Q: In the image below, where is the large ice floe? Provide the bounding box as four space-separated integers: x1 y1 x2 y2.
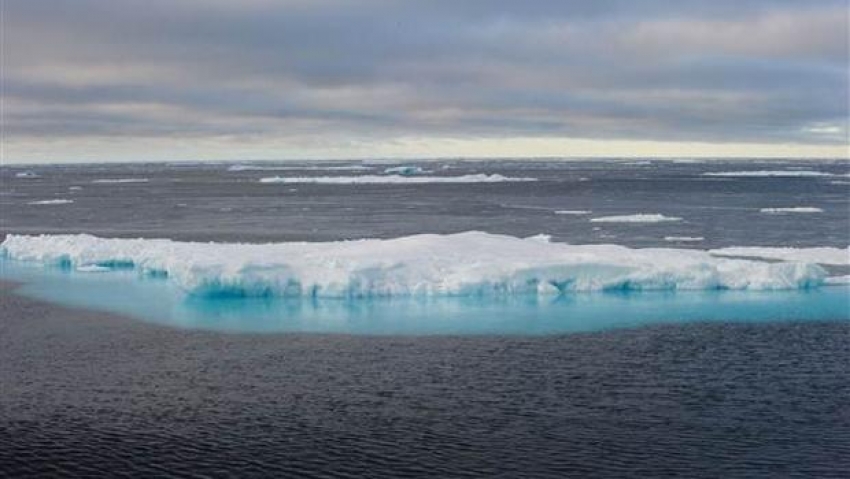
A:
1 232 838 298
259 174 536 184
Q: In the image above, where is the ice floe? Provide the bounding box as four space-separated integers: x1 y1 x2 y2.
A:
1 232 836 298
590 214 682 223
27 199 74 205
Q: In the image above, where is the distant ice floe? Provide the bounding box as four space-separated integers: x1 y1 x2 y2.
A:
590 214 682 223
228 164 371 172
91 178 149 184
15 171 40 179
759 207 823 214
259 174 537 184
710 247 850 266
1 232 838 298
383 166 427 176
554 210 592 215
27 199 74 205
69 186 83 191
703 170 837 178
664 236 705 242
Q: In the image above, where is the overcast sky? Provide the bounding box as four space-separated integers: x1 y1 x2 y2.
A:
3 0 849 163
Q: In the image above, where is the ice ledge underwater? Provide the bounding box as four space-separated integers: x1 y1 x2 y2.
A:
1 232 848 335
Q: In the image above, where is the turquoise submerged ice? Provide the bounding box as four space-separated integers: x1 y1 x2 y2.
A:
2 232 843 298
1 232 848 335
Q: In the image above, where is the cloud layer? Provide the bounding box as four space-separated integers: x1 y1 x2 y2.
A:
3 0 849 160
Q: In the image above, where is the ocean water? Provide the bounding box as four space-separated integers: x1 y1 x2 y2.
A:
1 159 849 477
3 158 849 247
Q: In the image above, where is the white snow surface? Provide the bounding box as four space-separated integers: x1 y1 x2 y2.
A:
710 246 850 266
590 214 682 223
664 236 705 242
759 207 823 214
259 174 537 184
0 232 833 298
27 199 74 205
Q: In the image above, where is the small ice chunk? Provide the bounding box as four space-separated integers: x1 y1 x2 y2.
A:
91 178 149 184
27 199 74 205
759 207 823 214
590 214 682 223
383 166 427 176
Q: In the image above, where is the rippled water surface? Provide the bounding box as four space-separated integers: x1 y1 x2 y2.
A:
3 159 849 247
1 290 849 478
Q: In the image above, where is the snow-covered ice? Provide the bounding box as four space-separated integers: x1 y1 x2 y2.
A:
383 166 427 176
1 232 834 298
759 207 823 214
590 214 682 223
710 246 850 266
27 199 74 205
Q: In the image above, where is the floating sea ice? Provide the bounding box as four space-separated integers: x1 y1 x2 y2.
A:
27 199 74 205
759 207 823 214
590 214 682 223
91 178 149 184
383 166 427 176
0 231 832 298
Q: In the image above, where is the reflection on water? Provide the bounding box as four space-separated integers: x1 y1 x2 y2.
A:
2 259 848 335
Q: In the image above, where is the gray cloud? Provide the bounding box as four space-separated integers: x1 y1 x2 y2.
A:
3 0 848 152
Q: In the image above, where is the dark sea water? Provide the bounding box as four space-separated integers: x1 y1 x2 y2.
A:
1 159 849 477
1 289 849 478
